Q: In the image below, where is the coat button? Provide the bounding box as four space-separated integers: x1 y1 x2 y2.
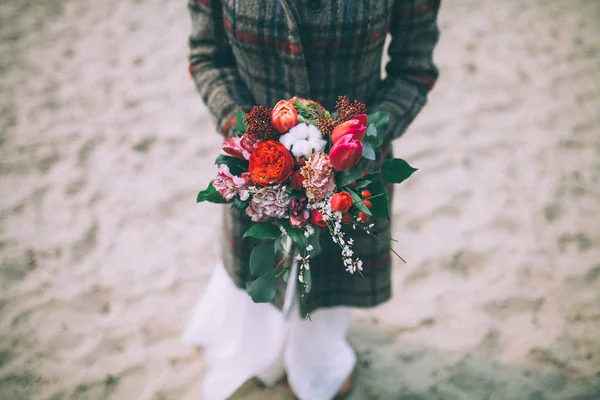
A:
308 0 322 12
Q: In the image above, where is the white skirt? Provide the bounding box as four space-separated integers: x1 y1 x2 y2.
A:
182 262 356 400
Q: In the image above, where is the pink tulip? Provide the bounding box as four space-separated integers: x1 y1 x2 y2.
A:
329 134 363 171
330 114 367 144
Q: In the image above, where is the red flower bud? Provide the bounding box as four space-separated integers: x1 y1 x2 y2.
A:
310 209 327 227
361 190 371 199
329 134 363 171
289 170 305 191
271 100 299 133
330 114 367 144
330 191 353 213
358 211 369 222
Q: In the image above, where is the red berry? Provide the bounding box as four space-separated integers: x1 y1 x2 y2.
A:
362 170 368 176
358 211 369 222
342 213 353 224
361 190 371 199
363 199 372 209
349 181 357 188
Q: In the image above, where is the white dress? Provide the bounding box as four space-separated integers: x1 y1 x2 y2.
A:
182 262 356 400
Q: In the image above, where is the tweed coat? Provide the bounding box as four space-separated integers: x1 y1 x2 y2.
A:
188 0 440 314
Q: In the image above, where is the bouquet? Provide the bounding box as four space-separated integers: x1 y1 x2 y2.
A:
197 96 417 304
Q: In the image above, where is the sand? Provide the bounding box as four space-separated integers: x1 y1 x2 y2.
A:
1 0 599 398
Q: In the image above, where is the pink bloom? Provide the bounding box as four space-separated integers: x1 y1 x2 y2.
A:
299 151 336 202
329 134 363 171
212 165 250 201
222 136 251 160
330 114 367 143
289 197 310 228
240 134 259 155
245 185 291 222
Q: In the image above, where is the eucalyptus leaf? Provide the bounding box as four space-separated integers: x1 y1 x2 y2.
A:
250 241 275 276
247 272 277 303
243 223 281 240
366 124 377 138
355 179 372 189
362 142 376 161
197 183 229 204
336 167 364 187
382 158 418 184
367 112 390 138
280 219 308 247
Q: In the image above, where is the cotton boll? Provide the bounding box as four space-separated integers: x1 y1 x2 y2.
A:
309 137 326 152
291 140 312 157
307 124 322 139
289 123 308 140
279 133 294 149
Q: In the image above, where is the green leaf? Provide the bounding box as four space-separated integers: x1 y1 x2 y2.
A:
243 223 281 240
214 154 248 176
355 179 372 189
382 158 418 184
197 183 229 203
366 123 377 138
250 241 275 276
280 219 308 247
368 179 390 220
336 167 364 187
368 112 390 137
233 109 247 136
362 141 376 161
346 188 373 217
232 196 249 212
247 272 277 303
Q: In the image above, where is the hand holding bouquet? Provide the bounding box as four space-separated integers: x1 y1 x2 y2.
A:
198 96 417 303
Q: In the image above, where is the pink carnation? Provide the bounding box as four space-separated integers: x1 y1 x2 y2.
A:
212 164 250 201
245 185 290 222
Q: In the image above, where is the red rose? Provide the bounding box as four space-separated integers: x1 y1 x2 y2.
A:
248 140 295 186
310 209 327 227
271 100 299 133
289 170 305 191
330 191 353 213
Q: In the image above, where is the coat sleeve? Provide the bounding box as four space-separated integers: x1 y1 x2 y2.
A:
187 0 254 137
370 0 440 141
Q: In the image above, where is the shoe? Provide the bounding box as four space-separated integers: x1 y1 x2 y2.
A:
284 369 356 400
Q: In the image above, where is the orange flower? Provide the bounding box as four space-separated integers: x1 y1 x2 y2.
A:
330 191 353 213
248 140 295 186
271 100 299 133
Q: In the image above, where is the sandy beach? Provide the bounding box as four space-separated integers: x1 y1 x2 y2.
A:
1 0 600 398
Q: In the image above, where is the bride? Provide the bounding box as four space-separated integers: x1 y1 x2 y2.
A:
182 0 440 399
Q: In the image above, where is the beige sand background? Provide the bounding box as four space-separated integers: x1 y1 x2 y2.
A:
1 0 600 399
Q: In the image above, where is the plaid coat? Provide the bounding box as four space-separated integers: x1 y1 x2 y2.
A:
188 0 440 314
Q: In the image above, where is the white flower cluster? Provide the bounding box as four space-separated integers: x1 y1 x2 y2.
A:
318 197 364 274
279 123 326 158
